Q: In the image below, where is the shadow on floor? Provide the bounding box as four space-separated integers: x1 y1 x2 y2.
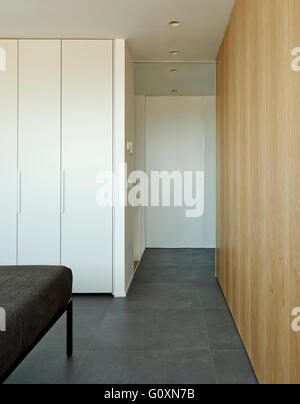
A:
6 249 258 384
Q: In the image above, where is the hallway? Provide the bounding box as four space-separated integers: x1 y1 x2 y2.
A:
6 249 257 384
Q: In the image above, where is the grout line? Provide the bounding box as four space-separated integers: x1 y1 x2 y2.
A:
210 348 246 352
197 278 219 383
69 299 114 384
133 60 216 64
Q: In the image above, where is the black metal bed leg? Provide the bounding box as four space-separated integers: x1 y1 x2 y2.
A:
67 300 73 357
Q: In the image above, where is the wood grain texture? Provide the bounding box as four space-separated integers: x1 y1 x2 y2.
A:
289 0 300 385
217 0 300 384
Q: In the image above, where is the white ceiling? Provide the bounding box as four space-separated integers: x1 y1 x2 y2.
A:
135 62 216 96
0 0 235 62
0 0 235 95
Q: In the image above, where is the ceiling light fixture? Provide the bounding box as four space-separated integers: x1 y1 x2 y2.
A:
170 69 178 73
169 21 181 27
169 50 180 55
172 90 179 94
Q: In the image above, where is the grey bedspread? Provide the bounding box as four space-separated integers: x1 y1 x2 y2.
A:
0 266 72 378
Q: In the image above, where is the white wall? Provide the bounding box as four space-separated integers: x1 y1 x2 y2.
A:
134 95 146 261
125 44 135 292
202 97 216 248
112 39 137 297
145 96 216 249
113 39 126 297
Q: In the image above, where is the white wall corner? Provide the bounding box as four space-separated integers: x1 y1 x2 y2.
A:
113 39 126 297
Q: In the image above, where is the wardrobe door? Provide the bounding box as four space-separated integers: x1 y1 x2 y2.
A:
0 40 18 265
18 40 61 265
62 40 113 293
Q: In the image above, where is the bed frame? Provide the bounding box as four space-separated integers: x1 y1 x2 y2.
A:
0 299 73 384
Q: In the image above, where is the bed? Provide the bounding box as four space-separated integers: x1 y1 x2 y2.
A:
0 266 73 383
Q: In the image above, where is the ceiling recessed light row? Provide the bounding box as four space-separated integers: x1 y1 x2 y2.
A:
169 21 180 56
169 21 181 94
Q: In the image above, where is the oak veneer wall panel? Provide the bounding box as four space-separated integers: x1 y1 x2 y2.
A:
216 46 226 289
216 53 221 281
264 1 290 384
220 49 226 293
216 51 222 280
248 1 269 383
217 46 226 292
289 0 300 384
217 0 294 384
228 13 235 319
238 0 252 355
232 4 242 330
222 31 231 304
225 15 234 316
223 20 233 310
216 48 223 285
217 0 300 384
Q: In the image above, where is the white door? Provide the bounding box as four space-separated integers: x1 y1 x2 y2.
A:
146 96 206 248
18 40 61 265
0 40 18 265
61 40 113 293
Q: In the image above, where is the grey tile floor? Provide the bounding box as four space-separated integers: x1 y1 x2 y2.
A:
6 249 258 384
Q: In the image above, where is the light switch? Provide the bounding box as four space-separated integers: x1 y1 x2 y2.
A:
0 47 6 72
126 141 134 155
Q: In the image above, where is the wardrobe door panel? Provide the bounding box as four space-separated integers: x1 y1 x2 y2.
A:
62 40 113 293
0 40 18 265
18 40 61 265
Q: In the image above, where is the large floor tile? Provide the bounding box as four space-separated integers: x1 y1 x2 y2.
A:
90 307 209 351
124 282 202 310
89 309 160 351
134 264 198 284
154 309 210 351
198 282 229 310
5 349 86 384
138 249 216 285
212 350 258 384
73 350 216 384
204 309 244 350
72 295 113 316
37 296 113 352
3 249 257 385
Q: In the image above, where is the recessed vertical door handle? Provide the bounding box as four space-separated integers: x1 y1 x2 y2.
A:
17 170 21 214
61 170 65 214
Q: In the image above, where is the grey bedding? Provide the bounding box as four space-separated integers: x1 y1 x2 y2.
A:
0 266 72 378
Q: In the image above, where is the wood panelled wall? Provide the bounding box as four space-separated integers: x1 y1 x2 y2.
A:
216 0 300 384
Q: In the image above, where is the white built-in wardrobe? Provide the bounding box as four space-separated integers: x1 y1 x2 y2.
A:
0 39 113 293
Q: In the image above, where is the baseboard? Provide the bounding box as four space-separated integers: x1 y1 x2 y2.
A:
114 292 127 298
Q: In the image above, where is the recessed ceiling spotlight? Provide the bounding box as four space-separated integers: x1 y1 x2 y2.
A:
170 69 178 73
169 50 180 55
169 21 181 27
